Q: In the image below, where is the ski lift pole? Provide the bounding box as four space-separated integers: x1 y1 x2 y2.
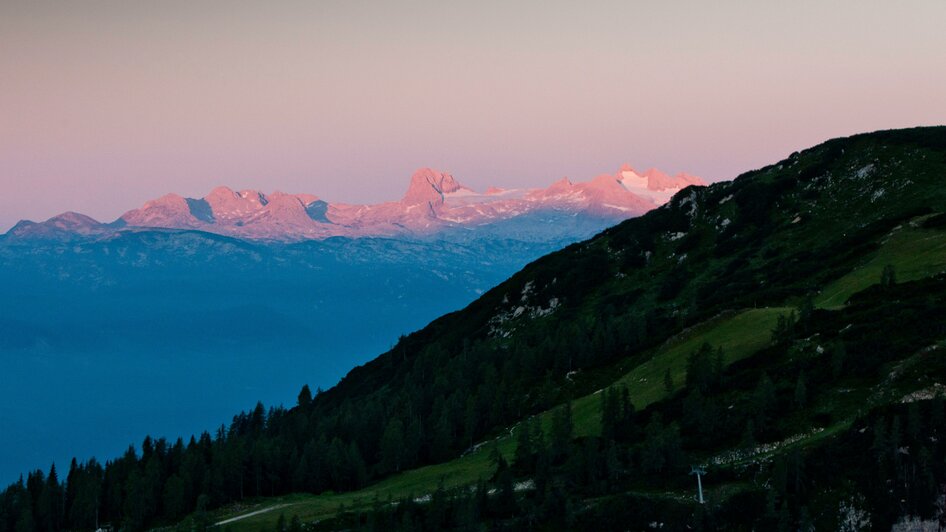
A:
690 465 706 504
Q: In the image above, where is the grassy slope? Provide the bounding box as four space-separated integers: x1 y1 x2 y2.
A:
215 307 788 531
214 450 497 530
816 222 946 308
571 307 788 436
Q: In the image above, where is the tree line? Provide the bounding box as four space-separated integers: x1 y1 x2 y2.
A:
0 299 656 532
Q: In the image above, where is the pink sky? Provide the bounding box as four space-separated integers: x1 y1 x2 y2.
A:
2 1 945 231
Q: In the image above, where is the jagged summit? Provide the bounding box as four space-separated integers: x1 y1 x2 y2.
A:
205 186 268 217
402 168 465 205
8 164 703 242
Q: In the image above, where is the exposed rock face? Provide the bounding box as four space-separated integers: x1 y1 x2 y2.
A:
401 168 466 206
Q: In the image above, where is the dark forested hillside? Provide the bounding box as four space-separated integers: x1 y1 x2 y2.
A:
2 126 946 531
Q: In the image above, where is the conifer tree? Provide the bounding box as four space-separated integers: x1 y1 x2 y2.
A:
741 420 757 450
772 312 797 345
871 417 888 466
430 411 453 463
529 415 545 453
550 403 573 461
752 373 777 432
288 515 302 532
686 343 716 394
379 418 405 474
830 340 846 378
793 372 807 409
713 347 725 388
513 421 534 472
600 388 619 441
881 264 897 288
798 295 815 334
641 416 667 474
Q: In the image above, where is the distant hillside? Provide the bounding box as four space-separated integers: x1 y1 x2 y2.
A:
2 126 945 532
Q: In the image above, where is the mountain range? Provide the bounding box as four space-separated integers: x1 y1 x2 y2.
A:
0 163 701 487
3 127 941 531
11 128 946 530
4 166 702 242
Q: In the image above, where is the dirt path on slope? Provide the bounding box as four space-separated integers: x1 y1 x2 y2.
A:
215 503 293 526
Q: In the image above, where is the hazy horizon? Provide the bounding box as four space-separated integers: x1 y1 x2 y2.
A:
2 1 945 231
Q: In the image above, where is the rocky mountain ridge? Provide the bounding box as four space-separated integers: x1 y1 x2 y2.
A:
6 166 703 242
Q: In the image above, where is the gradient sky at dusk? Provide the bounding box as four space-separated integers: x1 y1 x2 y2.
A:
2 1 945 231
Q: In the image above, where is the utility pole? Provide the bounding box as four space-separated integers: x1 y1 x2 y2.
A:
690 465 707 504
